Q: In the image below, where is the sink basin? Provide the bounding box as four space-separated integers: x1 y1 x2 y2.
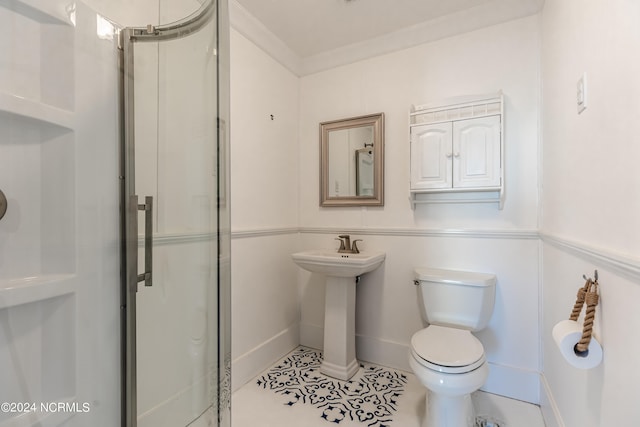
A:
292 250 386 277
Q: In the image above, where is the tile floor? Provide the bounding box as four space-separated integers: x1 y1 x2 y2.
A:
232 347 546 427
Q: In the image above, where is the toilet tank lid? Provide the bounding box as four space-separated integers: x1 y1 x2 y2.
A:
414 268 496 287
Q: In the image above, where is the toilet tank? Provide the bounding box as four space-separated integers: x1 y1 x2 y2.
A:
415 268 496 331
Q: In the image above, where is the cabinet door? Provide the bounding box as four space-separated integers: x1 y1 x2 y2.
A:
453 115 501 189
410 122 453 190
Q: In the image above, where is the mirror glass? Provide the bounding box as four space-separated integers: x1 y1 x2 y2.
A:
320 113 384 206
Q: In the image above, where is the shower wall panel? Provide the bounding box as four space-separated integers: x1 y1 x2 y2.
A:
0 2 120 426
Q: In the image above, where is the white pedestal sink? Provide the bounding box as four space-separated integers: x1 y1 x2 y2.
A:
292 249 385 380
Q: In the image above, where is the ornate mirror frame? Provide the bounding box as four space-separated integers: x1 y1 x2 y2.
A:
320 113 384 207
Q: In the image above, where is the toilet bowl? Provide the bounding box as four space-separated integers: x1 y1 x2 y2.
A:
409 268 496 427
409 326 489 427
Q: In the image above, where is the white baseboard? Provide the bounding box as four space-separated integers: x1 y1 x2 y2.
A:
539 374 563 427
299 322 323 349
356 333 412 372
231 323 300 392
481 362 540 404
300 324 411 372
301 324 541 405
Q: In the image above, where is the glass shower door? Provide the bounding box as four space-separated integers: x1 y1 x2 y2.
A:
120 2 229 426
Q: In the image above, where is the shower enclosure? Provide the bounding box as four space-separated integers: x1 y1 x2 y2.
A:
0 1 230 426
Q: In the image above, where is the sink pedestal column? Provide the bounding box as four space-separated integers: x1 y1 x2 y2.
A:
321 276 359 380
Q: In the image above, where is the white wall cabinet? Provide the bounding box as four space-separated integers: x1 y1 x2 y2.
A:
409 93 504 208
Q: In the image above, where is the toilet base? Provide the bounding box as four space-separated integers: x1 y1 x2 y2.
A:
422 390 475 427
409 351 488 427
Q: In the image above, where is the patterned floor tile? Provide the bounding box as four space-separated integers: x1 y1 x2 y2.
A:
256 347 408 427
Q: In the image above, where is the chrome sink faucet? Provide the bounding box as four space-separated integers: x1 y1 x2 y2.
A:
335 234 362 254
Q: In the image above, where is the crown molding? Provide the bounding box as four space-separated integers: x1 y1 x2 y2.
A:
229 0 543 77
229 0 302 75
300 0 542 75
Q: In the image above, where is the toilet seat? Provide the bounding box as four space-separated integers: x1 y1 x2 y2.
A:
411 325 485 374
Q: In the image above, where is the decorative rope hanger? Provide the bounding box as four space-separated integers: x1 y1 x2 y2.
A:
569 270 599 356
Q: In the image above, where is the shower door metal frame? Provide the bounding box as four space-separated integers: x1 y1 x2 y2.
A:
118 2 223 426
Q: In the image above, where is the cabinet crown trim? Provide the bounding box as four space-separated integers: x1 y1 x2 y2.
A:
411 91 503 127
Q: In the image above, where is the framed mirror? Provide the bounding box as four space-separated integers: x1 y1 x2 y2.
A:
320 113 384 207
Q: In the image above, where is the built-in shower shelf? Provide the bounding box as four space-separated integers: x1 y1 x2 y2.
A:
0 0 73 25
0 274 75 309
0 92 74 131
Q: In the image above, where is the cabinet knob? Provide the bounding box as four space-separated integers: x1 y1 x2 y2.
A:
446 152 453 158
454 152 460 157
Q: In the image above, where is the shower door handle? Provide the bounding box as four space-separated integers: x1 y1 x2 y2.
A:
136 195 153 287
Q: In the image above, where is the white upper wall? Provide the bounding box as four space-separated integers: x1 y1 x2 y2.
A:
541 0 640 257
230 30 300 230
541 0 640 425
299 15 540 231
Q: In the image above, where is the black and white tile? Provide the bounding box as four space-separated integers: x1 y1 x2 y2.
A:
234 347 545 427
256 347 408 427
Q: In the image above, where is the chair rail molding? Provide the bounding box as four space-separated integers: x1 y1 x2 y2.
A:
540 232 640 282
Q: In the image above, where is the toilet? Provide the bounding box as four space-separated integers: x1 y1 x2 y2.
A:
408 267 496 427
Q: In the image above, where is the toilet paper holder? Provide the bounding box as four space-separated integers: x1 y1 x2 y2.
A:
582 269 598 282
570 270 600 356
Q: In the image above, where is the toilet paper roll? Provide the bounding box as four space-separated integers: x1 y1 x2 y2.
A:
552 319 603 369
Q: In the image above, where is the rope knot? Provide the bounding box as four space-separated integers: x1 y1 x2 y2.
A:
585 291 599 306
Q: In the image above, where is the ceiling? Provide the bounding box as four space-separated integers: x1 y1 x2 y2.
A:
231 0 544 75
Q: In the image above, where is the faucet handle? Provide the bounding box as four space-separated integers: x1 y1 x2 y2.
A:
351 239 362 253
335 237 346 251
